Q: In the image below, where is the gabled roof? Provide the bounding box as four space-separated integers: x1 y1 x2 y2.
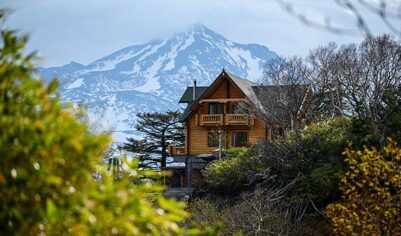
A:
179 86 209 103
179 69 311 122
180 70 257 121
225 71 259 100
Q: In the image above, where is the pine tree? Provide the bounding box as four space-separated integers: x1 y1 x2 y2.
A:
123 111 184 168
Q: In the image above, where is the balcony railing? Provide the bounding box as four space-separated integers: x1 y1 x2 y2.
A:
169 146 187 156
200 114 224 125
226 114 247 125
198 114 254 126
226 114 255 125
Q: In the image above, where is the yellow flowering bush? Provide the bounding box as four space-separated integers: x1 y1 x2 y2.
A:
326 140 401 235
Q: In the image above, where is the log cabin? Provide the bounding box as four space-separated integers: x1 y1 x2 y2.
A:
165 69 311 189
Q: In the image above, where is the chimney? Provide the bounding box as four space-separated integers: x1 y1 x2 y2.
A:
193 80 197 101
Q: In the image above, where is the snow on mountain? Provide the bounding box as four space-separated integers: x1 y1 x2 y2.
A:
37 24 278 142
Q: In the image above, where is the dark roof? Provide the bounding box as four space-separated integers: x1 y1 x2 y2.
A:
179 86 209 103
225 72 259 98
252 84 309 119
180 101 194 122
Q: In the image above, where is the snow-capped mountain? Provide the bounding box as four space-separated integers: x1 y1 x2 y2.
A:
38 25 278 142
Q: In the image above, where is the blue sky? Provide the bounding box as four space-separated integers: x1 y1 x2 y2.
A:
0 0 393 67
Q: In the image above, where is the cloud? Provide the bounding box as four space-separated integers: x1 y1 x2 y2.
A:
0 0 388 66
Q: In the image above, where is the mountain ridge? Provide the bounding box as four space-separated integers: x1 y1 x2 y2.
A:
38 24 278 142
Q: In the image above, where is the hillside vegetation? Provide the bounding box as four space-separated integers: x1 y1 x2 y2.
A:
188 35 401 235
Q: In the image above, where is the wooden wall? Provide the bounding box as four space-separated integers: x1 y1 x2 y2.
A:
187 117 216 155
185 75 267 155
207 79 243 99
186 119 267 155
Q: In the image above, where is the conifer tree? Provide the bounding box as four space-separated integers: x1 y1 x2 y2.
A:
123 111 184 168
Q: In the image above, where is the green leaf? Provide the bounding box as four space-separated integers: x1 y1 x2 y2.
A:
46 199 57 223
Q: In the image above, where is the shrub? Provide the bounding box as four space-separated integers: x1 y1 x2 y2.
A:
326 140 401 235
187 199 222 228
203 117 353 203
224 147 257 159
261 117 353 208
220 187 293 235
203 148 266 193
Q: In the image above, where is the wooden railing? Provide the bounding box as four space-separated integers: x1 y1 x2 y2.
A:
199 114 254 126
169 146 186 156
226 114 248 125
226 114 255 125
200 114 223 125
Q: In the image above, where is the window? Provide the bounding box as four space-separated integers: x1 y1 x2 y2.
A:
209 103 224 114
208 131 219 147
232 131 248 147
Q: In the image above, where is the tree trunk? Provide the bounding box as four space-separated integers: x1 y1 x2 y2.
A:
161 133 167 168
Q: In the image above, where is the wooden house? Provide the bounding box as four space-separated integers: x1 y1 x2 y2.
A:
165 69 311 189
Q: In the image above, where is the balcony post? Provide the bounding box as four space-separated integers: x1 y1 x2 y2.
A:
218 130 223 160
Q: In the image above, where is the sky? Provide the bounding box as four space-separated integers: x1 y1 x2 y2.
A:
0 0 395 67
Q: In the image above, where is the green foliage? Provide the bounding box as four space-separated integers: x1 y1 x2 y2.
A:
224 147 257 159
204 117 352 205
198 117 355 234
122 111 184 168
349 117 378 147
187 199 222 228
326 140 401 235
0 13 216 235
203 148 265 193
285 117 353 206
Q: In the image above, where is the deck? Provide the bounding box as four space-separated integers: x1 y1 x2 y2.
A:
198 113 255 126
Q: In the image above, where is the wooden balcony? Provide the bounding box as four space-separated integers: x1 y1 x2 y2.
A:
226 114 246 125
169 146 186 156
199 114 224 126
198 114 254 126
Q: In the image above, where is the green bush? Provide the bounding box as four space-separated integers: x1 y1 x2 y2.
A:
203 117 360 212
187 199 222 228
224 147 257 159
204 117 352 203
203 148 265 193
0 12 216 235
269 117 353 207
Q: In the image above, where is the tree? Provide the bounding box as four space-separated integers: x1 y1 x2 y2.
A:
262 35 401 144
326 140 401 235
309 35 401 144
256 56 311 131
123 111 184 168
0 10 215 235
277 0 401 38
307 42 346 118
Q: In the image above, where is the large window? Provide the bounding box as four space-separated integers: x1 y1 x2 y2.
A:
232 131 248 147
208 103 224 114
208 131 219 147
